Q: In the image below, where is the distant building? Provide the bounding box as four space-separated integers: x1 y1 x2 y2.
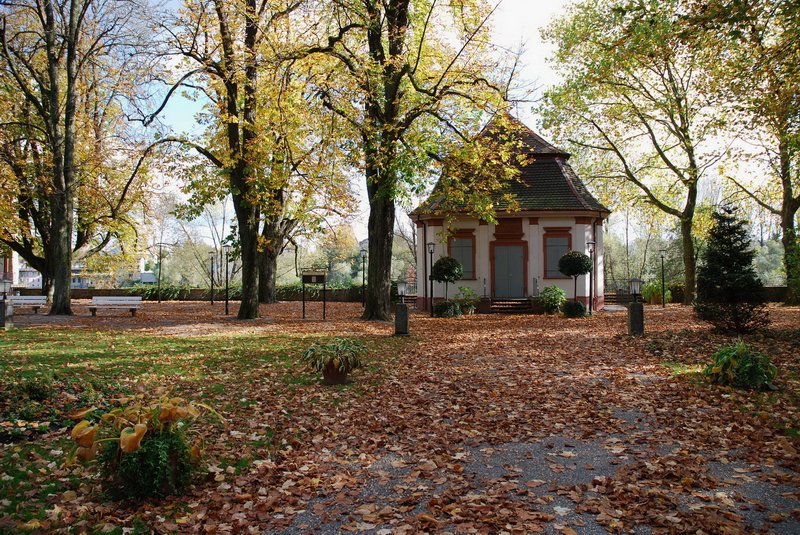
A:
3 251 155 289
412 114 610 310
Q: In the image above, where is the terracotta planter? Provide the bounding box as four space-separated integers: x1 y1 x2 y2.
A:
322 361 350 385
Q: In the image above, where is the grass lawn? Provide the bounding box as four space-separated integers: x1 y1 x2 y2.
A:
0 313 413 533
0 302 798 533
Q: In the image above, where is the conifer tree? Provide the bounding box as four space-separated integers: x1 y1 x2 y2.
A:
695 207 770 333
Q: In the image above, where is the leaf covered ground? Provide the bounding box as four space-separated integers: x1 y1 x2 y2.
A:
0 301 799 534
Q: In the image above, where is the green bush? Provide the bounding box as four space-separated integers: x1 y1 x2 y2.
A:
704 341 777 391
558 251 592 278
433 301 462 318
695 207 770 333
100 428 195 500
129 283 193 301
642 281 672 303
67 395 220 501
454 286 480 313
563 300 586 318
539 286 566 314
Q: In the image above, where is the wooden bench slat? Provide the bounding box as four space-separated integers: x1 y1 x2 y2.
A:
5 296 47 313
89 296 143 316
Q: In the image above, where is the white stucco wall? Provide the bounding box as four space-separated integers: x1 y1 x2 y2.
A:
415 215 606 306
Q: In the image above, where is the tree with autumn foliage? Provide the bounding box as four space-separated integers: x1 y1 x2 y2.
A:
541 0 729 304
681 0 800 304
154 0 354 317
302 0 517 320
0 0 156 313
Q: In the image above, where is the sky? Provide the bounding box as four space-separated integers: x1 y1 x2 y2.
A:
160 0 573 241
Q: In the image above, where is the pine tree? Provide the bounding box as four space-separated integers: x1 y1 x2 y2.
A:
695 207 770 333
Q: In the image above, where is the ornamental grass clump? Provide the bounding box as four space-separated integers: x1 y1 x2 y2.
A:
66 394 223 500
302 337 367 385
704 341 777 391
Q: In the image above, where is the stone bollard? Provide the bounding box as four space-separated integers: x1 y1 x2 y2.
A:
1 300 12 331
395 303 409 336
628 301 644 336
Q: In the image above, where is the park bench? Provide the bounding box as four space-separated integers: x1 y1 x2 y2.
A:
6 295 48 314
88 296 142 317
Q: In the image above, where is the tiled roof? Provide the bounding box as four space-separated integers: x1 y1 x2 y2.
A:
416 113 609 215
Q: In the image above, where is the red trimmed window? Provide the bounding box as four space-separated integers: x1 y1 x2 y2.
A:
448 232 475 279
544 229 572 279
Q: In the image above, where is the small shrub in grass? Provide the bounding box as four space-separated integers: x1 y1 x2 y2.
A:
563 300 586 318
67 395 223 500
99 426 195 500
704 341 777 391
539 286 566 314
302 337 367 385
433 300 462 318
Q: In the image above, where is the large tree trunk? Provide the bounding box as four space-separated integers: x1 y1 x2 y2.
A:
236 206 260 319
680 218 696 304
781 225 800 305
363 177 395 321
778 138 800 305
49 198 73 314
258 247 279 304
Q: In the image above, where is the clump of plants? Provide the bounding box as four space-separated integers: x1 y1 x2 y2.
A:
563 300 587 318
538 285 566 314
454 286 480 314
694 207 770 333
302 337 367 385
433 300 462 318
67 394 222 500
642 281 672 304
704 341 777 391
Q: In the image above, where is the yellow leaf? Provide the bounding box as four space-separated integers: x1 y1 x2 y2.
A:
76 443 98 462
70 421 97 448
67 407 96 419
120 423 147 453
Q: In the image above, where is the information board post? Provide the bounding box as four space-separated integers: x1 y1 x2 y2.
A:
301 269 328 320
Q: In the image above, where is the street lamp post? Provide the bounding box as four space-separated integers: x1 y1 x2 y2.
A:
154 242 172 303
360 249 367 307
157 242 163 303
628 277 644 336
587 240 596 315
224 245 231 315
1 278 12 330
427 242 435 317
395 278 409 336
659 249 667 309
209 251 215 306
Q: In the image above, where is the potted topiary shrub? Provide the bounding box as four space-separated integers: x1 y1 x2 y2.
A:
558 251 592 300
431 256 464 300
538 285 566 314
302 337 367 385
558 251 593 302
